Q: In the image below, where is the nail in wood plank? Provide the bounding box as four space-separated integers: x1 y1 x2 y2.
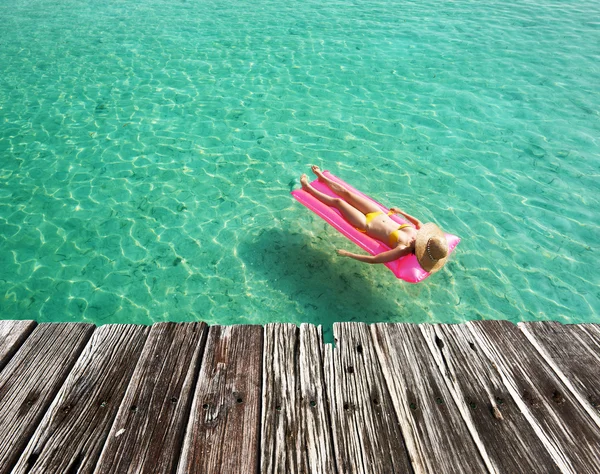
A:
468 320 600 474
12 324 148 474
0 320 37 372
372 323 487 474
177 325 263 474
519 322 600 429
0 323 94 474
326 322 411 474
424 323 560 473
94 322 208 474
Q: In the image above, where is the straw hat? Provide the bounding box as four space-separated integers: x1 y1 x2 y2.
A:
415 223 448 273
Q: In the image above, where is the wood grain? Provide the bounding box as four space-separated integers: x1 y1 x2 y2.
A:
11 324 148 474
520 322 600 428
298 324 337 474
372 323 487 474
468 320 600 474
260 323 336 474
177 325 263 474
580 324 600 347
0 320 36 372
424 323 560 473
326 322 411 474
2 319 599 473
261 323 300 473
0 323 94 474
94 322 208 474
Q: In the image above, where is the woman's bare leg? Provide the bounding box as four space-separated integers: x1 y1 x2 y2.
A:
311 165 381 214
300 174 367 229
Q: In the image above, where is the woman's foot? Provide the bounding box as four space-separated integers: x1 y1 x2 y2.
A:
311 165 348 196
311 165 325 181
300 174 310 190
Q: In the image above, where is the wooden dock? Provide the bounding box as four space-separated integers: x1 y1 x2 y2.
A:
0 319 599 473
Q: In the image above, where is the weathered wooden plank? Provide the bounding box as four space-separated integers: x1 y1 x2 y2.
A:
260 323 336 474
326 322 411 474
468 320 600 474
422 323 560 473
371 323 487 474
177 325 263 474
580 324 600 347
94 322 208 474
520 322 600 428
261 323 299 473
0 323 94 474
0 320 37 372
298 324 336 474
12 324 148 474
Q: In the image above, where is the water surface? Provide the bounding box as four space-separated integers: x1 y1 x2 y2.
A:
1 0 599 339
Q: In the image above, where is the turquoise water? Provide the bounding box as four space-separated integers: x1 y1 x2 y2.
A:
1 0 599 339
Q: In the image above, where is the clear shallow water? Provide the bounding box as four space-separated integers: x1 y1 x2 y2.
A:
1 0 599 339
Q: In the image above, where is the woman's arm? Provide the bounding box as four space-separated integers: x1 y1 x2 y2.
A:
337 245 413 264
389 207 422 229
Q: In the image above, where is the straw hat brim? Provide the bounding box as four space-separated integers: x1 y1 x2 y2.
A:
415 223 448 273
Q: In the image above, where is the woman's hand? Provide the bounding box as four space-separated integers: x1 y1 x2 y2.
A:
390 207 422 229
337 249 351 257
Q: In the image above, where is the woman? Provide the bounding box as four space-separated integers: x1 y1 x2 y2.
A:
300 166 449 273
